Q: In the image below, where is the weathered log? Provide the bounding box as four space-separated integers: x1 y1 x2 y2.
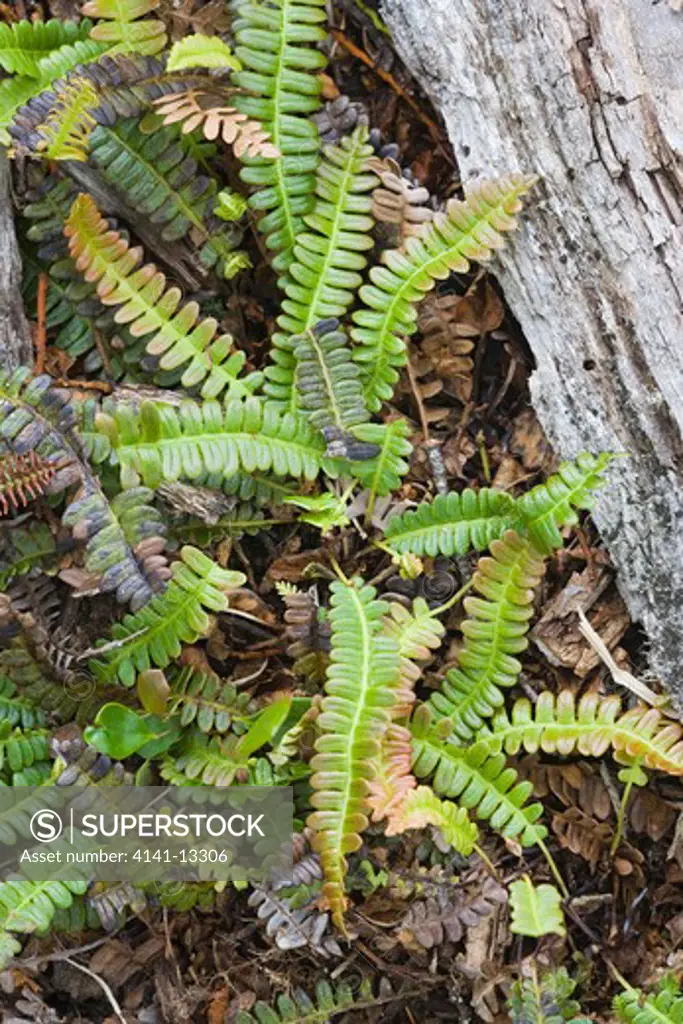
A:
383 0 683 697
0 150 32 372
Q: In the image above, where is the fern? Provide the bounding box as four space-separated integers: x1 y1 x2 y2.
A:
236 978 389 1024
0 18 93 76
87 118 244 278
0 678 46 729
508 968 586 1024
349 418 412 499
91 396 342 488
35 78 99 160
63 485 170 607
0 370 160 610
0 22 107 143
386 785 479 855
168 665 252 733
0 878 88 968
0 524 59 592
267 127 378 408
0 722 50 776
614 977 683 1024
65 193 260 400
508 876 565 938
479 690 683 776
382 454 613 557
0 451 56 516
293 320 370 434
514 452 615 554
22 252 104 373
82 0 167 56
166 34 241 72
367 723 416 823
89 545 245 686
429 531 546 740
381 597 445 716
161 729 247 786
231 0 327 271
384 487 518 557
410 712 547 847
351 175 536 411
308 578 401 932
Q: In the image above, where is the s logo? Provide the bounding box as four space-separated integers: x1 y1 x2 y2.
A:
29 809 63 843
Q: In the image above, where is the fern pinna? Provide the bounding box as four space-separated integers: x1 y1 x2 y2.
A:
308 578 401 932
231 0 327 272
0 452 56 516
64 193 258 400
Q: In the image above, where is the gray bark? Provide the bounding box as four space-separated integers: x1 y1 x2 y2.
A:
383 0 683 699
0 151 32 372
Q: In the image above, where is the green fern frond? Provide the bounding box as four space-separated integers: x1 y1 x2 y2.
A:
429 531 546 740
168 665 251 733
65 193 259 400
387 785 479 855
515 452 615 554
349 418 413 499
91 396 342 489
293 320 370 434
384 487 519 557
236 978 387 1024
0 18 93 77
478 690 683 776
410 712 547 847
88 118 244 278
308 578 401 932
36 78 99 160
231 0 327 272
0 524 59 592
0 679 46 730
508 967 587 1024
0 878 88 968
161 729 246 786
167 34 241 72
82 0 167 55
614 977 683 1024
89 546 245 686
509 876 565 938
0 35 108 144
0 722 50 775
381 597 445 717
267 127 378 407
351 175 536 411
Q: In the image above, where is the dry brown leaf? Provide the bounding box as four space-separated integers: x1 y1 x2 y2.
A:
531 568 630 677
153 90 280 158
552 807 611 870
368 155 434 240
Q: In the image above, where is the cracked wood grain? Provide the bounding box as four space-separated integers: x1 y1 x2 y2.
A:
382 0 683 698
0 150 32 372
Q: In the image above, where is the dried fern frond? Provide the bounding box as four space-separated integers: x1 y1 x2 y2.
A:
368 155 434 241
279 583 331 684
397 876 507 950
153 89 279 158
0 452 57 516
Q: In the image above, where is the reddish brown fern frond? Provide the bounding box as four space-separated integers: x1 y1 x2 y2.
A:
0 451 56 515
367 724 417 825
153 90 280 158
